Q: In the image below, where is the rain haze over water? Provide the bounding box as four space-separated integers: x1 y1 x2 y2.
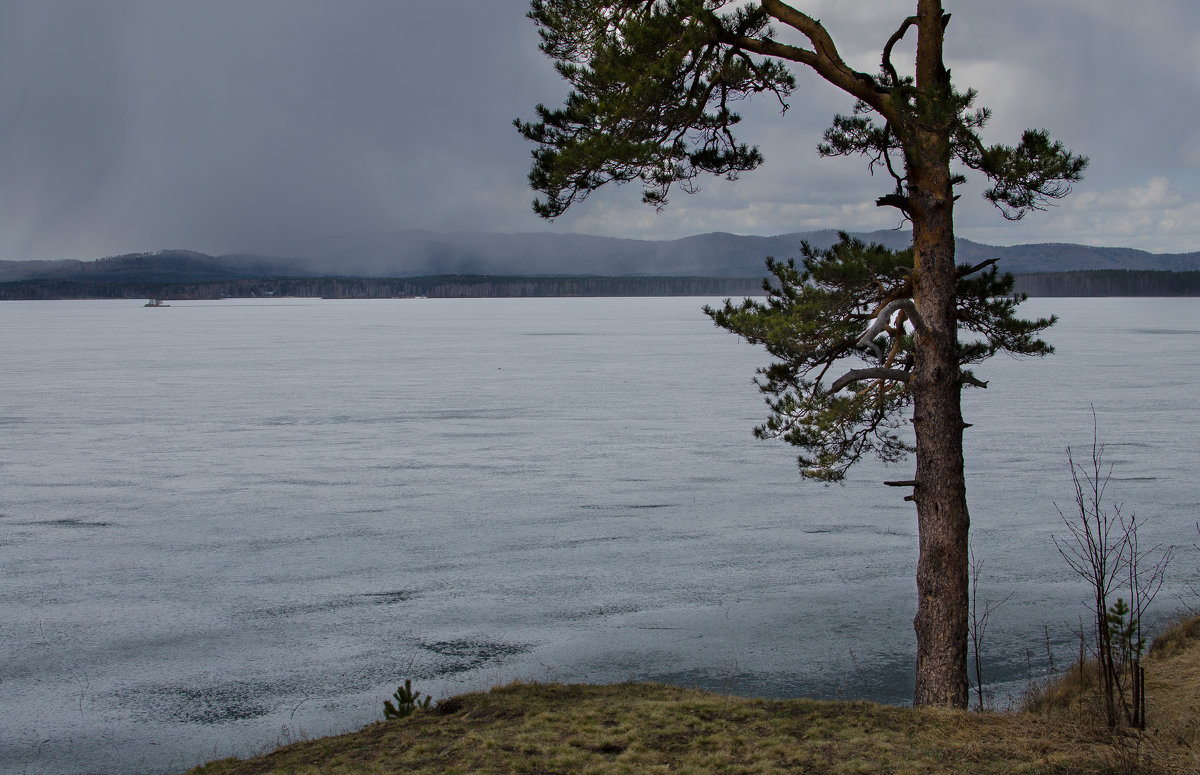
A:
2 296 1198 774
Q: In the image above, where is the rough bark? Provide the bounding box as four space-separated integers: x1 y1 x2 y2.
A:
907 0 970 708
909 157 970 706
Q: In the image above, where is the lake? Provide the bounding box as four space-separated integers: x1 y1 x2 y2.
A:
2 296 1197 774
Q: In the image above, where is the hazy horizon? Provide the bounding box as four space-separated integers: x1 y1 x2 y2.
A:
4 226 1199 267
0 1 1195 261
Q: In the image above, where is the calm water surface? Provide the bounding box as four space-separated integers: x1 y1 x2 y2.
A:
2 297 1198 774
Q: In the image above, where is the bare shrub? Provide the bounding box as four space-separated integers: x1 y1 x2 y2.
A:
1053 413 1172 729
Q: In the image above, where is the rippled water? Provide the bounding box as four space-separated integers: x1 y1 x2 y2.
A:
2 296 1198 774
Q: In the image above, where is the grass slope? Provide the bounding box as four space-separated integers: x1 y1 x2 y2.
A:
187 617 1200 775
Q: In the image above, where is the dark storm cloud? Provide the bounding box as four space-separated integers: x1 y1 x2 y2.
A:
0 1 1196 260
0 0 561 260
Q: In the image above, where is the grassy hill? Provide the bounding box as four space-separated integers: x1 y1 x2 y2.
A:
185 615 1200 775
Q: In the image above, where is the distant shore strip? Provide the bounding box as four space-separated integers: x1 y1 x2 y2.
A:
5 269 1200 300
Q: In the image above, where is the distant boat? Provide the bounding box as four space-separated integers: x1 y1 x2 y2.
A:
144 298 169 307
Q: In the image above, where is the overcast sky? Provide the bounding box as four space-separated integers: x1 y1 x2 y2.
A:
0 0 1196 261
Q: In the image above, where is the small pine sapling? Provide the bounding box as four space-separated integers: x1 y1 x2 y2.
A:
383 679 432 720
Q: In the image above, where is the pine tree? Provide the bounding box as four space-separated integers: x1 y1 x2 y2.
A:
703 234 1054 481
516 0 1085 708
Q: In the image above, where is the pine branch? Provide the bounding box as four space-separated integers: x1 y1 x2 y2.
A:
957 257 1000 278
881 16 918 87
831 367 912 393
756 0 888 108
959 371 988 389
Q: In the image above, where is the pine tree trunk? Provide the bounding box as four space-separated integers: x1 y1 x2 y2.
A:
908 136 970 709
904 0 970 710
910 204 970 708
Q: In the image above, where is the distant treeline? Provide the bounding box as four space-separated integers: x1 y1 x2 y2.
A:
1012 270 1200 296
5 270 1200 301
0 275 766 301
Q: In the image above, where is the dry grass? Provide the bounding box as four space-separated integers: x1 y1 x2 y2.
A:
1143 613 1200 767
185 615 1200 775
1150 612 1200 660
1019 612 1200 773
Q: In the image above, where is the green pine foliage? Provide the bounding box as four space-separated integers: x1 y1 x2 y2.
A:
517 2 1086 225
705 234 1055 481
819 82 1087 221
383 680 433 721
1107 598 1140 665
516 1 795 217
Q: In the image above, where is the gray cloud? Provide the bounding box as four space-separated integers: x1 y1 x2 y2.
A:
0 0 1195 261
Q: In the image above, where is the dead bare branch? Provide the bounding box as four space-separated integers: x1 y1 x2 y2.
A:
856 298 929 357
881 15 918 87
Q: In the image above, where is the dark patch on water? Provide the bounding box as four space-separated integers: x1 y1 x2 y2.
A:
422 408 516 422
546 602 642 622
94 479 139 488
261 413 355 427
245 589 419 620
420 639 532 674
362 590 417 605
18 518 115 528
581 503 675 511
802 523 877 535
373 460 463 471
243 600 350 619
114 682 275 724
685 475 735 484
264 477 361 487
264 408 516 425
1131 328 1200 336
552 535 628 550
441 430 522 440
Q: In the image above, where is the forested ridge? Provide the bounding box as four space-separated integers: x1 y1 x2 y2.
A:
0 274 765 300
1011 270 1200 296
3 270 1200 300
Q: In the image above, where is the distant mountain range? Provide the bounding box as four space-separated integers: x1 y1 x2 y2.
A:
2 229 1198 284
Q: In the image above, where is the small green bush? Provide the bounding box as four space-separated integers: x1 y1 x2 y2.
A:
383 680 432 720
